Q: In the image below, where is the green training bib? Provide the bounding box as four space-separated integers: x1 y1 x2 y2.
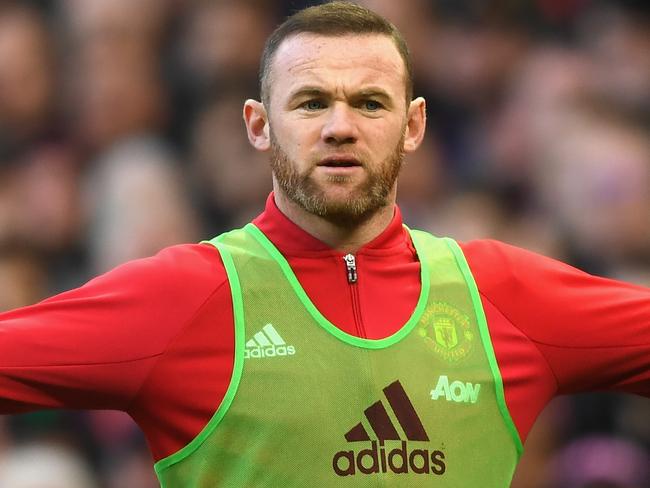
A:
155 224 522 487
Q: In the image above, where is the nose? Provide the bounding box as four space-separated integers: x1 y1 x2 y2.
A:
321 102 359 146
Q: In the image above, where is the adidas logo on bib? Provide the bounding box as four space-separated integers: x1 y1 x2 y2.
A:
333 380 447 477
244 323 296 359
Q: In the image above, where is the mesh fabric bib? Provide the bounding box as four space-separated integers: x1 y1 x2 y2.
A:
155 224 522 487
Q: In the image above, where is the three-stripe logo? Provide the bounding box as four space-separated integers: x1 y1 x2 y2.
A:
332 380 446 477
345 380 429 442
244 323 296 359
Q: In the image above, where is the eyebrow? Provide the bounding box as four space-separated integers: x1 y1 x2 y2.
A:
353 89 392 103
287 87 328 101
287 86 393 104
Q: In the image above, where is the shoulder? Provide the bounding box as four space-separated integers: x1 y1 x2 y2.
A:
455 239 601 327
456 239 650 343
456 239 576 292
74 242 228 306
151 242 226 280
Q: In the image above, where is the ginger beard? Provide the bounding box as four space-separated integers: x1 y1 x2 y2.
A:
270 133 405 226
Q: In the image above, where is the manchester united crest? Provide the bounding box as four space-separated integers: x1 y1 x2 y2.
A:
418 302 475 362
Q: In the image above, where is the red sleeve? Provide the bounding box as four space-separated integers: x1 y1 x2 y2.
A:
0 243 226 413
463 239 650 397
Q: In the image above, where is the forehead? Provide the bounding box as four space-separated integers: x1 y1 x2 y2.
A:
269 33 406 98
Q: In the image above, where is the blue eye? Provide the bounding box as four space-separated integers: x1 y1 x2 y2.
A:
303 100 324 110
364 100 382 111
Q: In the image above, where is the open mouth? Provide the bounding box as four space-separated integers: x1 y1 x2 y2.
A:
319 158 362 168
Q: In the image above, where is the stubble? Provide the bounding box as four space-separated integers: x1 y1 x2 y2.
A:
270 135 405 226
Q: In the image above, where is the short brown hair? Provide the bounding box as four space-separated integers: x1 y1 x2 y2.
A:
259 1 413 107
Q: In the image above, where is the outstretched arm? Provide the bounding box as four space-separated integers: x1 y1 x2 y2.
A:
0 243 223 413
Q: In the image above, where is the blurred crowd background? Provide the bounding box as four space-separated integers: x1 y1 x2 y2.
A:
0 0 648 486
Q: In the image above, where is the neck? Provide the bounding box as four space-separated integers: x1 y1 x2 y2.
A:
273 188 397 254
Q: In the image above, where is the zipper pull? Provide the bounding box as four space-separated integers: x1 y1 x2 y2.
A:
343 254 358 284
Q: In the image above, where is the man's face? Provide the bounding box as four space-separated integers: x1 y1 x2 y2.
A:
265 33 411 224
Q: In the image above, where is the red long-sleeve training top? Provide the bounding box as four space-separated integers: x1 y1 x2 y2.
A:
0 194 649 462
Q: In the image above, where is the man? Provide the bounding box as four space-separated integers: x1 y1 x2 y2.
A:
0 2 648 487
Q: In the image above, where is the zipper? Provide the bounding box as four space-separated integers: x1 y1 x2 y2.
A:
343 254 357 283
343 254 365 337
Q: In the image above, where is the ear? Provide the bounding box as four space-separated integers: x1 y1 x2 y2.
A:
403 97 426 153
243 100 271 151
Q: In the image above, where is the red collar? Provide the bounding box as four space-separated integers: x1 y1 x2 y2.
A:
252 193 415 258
